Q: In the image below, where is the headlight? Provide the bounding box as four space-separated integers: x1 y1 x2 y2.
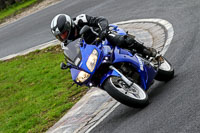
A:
86 49 98 72
76 71 90 83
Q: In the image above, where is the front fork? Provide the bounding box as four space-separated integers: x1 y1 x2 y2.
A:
109 65 134 87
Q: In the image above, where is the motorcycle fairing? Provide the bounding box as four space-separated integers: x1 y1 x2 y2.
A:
99 46 157 90
70 41 104 85
69 24 157 89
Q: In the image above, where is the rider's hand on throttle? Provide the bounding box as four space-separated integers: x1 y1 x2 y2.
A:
99 30 107 39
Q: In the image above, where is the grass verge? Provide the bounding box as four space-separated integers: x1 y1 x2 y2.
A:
0 45 88 133
0 0 43 23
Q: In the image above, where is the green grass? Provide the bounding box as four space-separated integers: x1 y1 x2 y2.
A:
0 45 88 133
0 0 42 23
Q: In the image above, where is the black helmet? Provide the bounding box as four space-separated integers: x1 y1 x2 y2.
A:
51 14 74 42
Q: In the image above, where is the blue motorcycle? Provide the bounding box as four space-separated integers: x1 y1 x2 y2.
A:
60 24 174 107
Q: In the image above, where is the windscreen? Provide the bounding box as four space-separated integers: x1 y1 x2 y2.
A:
63 39 82 66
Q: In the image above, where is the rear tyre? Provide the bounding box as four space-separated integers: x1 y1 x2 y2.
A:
103 76 149 108
155 57 174 81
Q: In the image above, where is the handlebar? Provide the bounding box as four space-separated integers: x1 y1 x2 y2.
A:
109 24 118 31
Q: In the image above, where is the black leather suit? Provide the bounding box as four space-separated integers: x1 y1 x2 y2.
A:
66 14 148 56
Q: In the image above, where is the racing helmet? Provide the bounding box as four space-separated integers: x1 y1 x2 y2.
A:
51 14 74 42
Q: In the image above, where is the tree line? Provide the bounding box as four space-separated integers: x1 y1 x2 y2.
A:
0 0 25 10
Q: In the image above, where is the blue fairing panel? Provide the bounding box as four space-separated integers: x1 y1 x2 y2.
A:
113 47 142 72
70 68 80 81
100 69 120 87
111 47 152 90
143 63 157 88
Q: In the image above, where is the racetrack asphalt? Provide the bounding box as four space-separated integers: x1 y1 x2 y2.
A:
1 0 200 132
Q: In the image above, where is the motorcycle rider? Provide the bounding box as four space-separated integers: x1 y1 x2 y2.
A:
50 14 157 57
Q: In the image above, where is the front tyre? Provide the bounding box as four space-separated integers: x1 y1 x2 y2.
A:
103 76 149 108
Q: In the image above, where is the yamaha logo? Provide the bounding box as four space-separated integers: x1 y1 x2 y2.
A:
135 55 144 71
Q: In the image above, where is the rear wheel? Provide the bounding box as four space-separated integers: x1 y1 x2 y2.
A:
103 76 149 108
155 56 174 81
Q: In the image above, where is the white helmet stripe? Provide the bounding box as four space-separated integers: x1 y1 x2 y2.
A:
64 14 72 25
51 15 59 29
53 17 57 27
51 14 62 35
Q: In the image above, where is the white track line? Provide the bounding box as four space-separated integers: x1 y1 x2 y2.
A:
85 102 120 133
0 40 59 61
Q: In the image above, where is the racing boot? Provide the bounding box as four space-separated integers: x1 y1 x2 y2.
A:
125 35 157 57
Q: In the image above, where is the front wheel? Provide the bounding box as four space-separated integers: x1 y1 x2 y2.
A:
103 76 149 108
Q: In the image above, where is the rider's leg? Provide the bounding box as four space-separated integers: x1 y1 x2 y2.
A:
107 33 157 57
124 34 157 57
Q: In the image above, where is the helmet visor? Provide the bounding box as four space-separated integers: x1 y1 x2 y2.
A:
56 31 69 42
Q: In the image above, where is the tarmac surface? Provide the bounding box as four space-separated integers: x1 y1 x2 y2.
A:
1 0 200 132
